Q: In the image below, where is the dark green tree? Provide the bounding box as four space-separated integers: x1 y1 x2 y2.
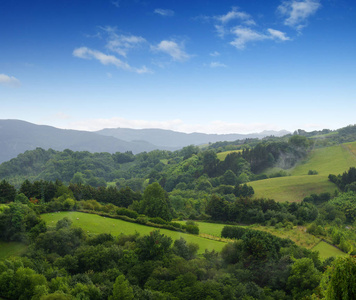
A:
141 182 172 221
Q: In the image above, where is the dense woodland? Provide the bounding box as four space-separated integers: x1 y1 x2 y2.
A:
1 125 356 299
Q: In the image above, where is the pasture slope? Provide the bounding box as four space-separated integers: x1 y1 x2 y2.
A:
180 221 346 259
42 212 226 254
0 242 27 260
217 150 242 161
249 142 356 202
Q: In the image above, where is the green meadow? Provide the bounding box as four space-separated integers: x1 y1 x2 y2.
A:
180 221 346 259
311 241 347 260
249 143 356 202
217 150 242 161
42 212 226 254
0 242 27 260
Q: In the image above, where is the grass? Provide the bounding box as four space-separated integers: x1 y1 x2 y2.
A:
217 150 242 161
249 175 337 202
179 221 347 258
41 212 226 253
311 241 347 259
250 225 320 249
249 143 356 202
290 143 356 176
0 242 27 260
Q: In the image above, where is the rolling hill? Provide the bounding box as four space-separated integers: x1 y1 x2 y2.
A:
249 142 356 202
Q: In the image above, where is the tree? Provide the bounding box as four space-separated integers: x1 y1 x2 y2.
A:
0 180 16 203
203 150 219 177
109 275 134 300
322 256 356 300
141 183 172 221
287 258 321 299
222 170 237 186
136 230 172 261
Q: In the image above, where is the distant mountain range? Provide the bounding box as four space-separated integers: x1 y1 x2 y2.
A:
97 128 290 149
0 119 290 163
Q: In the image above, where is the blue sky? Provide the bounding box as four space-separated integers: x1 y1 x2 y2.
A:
1 0 355 133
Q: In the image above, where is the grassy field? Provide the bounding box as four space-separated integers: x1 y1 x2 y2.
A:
217 150 242 161
249 143 356 202
251 225 320 249
311 241 347 259
249 175 337 202
42 212 226 253
290 143 356 176
0 242 27 260
179 221 347 259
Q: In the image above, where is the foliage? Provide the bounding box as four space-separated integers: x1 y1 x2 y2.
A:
322 256 356 299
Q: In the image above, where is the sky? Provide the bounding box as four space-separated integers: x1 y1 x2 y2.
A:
0 0 355 134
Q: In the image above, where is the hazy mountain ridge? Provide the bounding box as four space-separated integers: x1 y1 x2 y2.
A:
96 128 290 148
0 120 161 163
0 119 289 164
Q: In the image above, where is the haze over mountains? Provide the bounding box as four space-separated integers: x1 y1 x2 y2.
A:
0 119 289 163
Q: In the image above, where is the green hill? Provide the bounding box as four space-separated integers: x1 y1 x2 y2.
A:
249 142 356 202
41 212 226 253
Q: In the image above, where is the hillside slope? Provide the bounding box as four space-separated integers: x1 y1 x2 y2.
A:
249 142 356 202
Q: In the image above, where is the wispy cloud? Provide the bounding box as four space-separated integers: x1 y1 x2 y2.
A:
215 7 256 26
210 62 227 68
208 8 290 49
210 51 220 57
0 74 21 87
73 47 150 74
111 1 120 8
230 27 290 49
278 0 321 30
101 26 146 57
151 40 190 62
154 8 174 17
267 28 291 41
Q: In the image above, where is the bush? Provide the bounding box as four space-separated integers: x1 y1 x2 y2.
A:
117 207 139 219
185 221 199 235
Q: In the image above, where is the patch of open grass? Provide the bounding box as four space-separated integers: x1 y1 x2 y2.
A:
42 212 226 253
249 175 337 202
311 241 347 259
249 143 356 202
290 143 356 176
250 225 320 249
0 242 27 260
217 150 242 161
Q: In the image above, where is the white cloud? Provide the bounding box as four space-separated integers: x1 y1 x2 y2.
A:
230 27 268 49
210 51 220 57
154 8 174 17
230 27 290 49
267 28 291 41
73 47 150 74
215 7 256 26
151 40 190 62
101 26 146 57
67 117 278 134
210 62 227 68
0 74 21 87
210 8 290 49
278 0 321 29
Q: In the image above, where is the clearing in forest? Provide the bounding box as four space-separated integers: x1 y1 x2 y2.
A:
249 142 356 202
42 211 226 254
